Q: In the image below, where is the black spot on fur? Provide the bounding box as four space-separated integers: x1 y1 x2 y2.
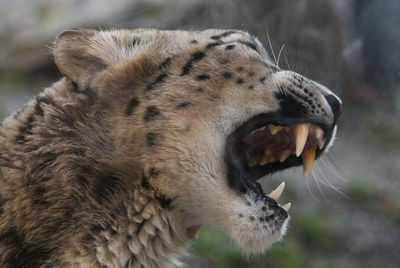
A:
32 186 50 206
225 44 235 50
71 81 79 92
0 227 55 268
146 73 168 91
141 173 151 189
77 175 90 189
92 174 121 204
124 97 140 116
238 40 258 53
81 87 98 102
180 51 205 76
132 37 141 46
206 42 220 49
249 216 255 221
156 195 172 210
259 77 266 84
236 78 244 84
146 132 160 146
149 168 160 177
196 74 210 81
222 72 232 79
81 233 94 244
0 198 4 215
210 30 237 40
35 95 58 117
236 66 244 72
144 106 160 122
177 102 192 109
26 157 58 186
159 57 172 69
248 85 254 89
16 114 35 144
220 59 230 65
190 40 198 44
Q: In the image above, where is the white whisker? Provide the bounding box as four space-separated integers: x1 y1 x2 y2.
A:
265 26 278 66
305 174 318 201
311 169 327 201
320 157 348 183
277 44 286 68
315 163 350 199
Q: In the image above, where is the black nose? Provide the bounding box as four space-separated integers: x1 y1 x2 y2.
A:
325 94 342 120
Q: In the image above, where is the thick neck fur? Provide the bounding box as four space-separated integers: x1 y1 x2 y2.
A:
0 78 190 268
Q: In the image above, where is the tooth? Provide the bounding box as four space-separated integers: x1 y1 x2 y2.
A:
318 140 325 150
268 182 285 201
268 124 283 135
260 155 276 166
279 150 291 162
314 127 325 149
293 124 309 156
314 127 324 139
281 203 291 212
301 146 316 177
250 126 266 135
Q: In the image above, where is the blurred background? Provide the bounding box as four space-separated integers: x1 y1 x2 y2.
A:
1 0 399 267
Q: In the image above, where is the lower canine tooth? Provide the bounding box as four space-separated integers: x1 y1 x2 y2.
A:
282 203 291 212
268 182 285 201
318 139 325 149
301 146 316 177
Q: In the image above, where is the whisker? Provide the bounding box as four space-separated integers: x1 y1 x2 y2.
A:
311 169 327 201
315 163 350 199
325 153 345 174
305 174 318 201
320 157 348 183
282 52 291 71
265 26 278 66
277 44 286 68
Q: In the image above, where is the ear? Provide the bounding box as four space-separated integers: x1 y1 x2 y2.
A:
54 29 108 87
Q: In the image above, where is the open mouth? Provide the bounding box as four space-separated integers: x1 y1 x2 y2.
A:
225 113 335 198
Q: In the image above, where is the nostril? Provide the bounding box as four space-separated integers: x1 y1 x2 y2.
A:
325 94 342 119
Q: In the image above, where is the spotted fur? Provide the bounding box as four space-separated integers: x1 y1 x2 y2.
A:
0 29 341 267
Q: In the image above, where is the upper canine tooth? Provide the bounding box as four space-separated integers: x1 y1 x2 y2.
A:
268 124 283 135
281 202 291 212
293 124 309 156
268 182 285 201
301 146 316 178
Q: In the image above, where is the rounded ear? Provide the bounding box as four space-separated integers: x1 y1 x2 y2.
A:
54 29 108 87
